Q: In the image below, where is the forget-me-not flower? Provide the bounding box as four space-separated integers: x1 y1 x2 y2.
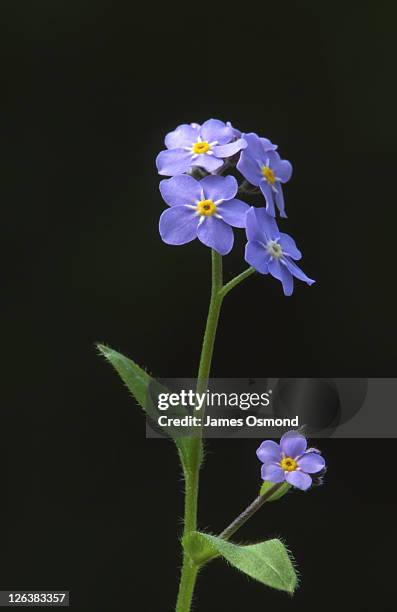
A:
159 174 249 255
245 207 314 296
156 119 247 176
237 132 292 217
257 430 326 491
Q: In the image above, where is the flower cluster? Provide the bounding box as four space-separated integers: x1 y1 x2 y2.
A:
257 430 326 491
156 119 315 296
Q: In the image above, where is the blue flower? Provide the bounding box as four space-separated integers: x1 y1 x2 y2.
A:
245 207 314 296
156 119 247 176
159 174 249 255
237 132 292 217
257 430 326 491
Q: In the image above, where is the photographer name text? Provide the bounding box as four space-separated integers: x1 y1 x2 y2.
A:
157 415 299 428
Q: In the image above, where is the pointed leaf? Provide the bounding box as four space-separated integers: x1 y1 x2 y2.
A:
97 344 151 408
96 344 194 469
184 531 297 594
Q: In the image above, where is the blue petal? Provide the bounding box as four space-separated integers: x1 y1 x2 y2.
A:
284 258 315 286
273 158 293 183
200 175 238 202
156 149 193 176
256 440 282 463
261 463 286 483
269 260 294 295
191 154 224 173
260 137 278 151
279 233 302 260
159 206 198 245
285 471 312 491
212 138 247 158
266 149 281 168
280 264 294 296
217 198 249 228
242 132 267 163
298 452 326 474
253 207 279 241
236 150 262 185
200 118 233 145
259 181 276 217
245 241 269 274
227 121 242 138
275 183 287 218
197 216 234 255
280 431 307 458
164 124 199 149
160 175 201 207
245 207 266 242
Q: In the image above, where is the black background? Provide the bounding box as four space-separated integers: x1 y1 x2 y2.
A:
2 1 397 610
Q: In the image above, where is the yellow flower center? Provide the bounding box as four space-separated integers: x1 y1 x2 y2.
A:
262 165 276 184
193 141 211 154
280 456 298 472
196 199 217 216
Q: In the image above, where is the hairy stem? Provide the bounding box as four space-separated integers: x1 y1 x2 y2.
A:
219 483 284 541
175 557 199 612
175 251 256 612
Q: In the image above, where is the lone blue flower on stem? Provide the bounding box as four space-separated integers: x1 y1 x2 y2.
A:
257 431 326 491
156 119 247 176
159 174 249 255
237 132 292 217
245 207 315 296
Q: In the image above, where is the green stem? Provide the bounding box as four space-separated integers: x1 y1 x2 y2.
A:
196 250 223 397
175 560 199 612
220 267 255 299
175 251 255 612
219 483 284 541
175 468 200 612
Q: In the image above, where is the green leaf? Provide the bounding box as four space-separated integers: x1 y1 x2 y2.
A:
182 531 219 566
96 344 195 469
97 344 151 408
260 480 291 501
184 532 298 595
